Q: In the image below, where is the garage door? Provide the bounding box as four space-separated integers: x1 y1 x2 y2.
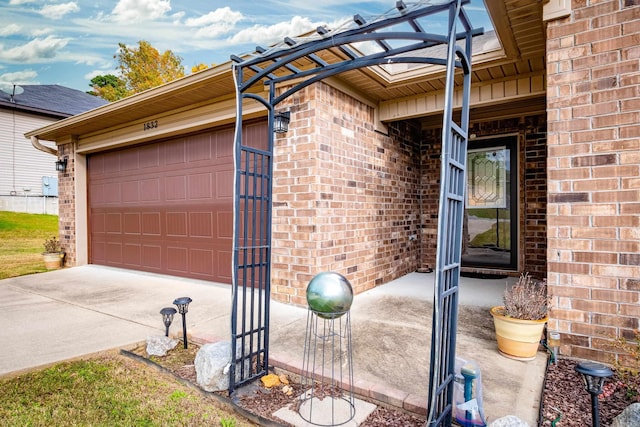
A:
88 122 267 282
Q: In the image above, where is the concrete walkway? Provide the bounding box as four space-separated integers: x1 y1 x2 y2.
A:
0 266 546 425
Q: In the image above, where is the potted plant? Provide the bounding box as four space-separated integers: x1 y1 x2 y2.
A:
489 273 551 360
42 236 65 269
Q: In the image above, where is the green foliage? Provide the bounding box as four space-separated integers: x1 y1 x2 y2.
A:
118 40 184 94
221 416 237 427
610 330 640 401
88 74 128 101
0 211 58 279
90 40 185 101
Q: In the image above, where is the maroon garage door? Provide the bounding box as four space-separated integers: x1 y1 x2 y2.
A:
88 122 267 283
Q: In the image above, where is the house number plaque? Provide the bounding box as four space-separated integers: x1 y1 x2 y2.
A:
143 120 158 131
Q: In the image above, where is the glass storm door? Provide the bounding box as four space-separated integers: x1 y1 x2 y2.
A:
462 136 517 270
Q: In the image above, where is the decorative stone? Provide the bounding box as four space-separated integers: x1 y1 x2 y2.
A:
260 373 281 388
489 415 530 427
306 272 353 318
146 335 178 356
611 402 640 427
195 341 233 392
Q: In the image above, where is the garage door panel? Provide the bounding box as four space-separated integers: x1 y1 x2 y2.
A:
142 245 162 269
165 175 187 200
123 213 141 234
123 243 142 266
89 124 265 283
167 247 188 273
164 139 186 165
188 173 212 199
187 133 212 162
217 211 233 239
139 145 160 168
190 249 214 276
142 212 161 235
106 213 122 233
190 212 213 238
104 182 121 203
106 242 123 263
140 179 160 201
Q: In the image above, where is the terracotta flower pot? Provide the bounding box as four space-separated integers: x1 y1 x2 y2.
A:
43 252 64 269
490 306 547 361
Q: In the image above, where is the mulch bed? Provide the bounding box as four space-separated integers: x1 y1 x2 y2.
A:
539 358 639 427
131 342 640 426
129 342 425 426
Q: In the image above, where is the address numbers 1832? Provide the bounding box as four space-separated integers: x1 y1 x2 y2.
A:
143 120 158 131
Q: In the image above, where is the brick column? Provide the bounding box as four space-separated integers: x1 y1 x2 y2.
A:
546 0 640 362
57 142 77 266
271 82 422 305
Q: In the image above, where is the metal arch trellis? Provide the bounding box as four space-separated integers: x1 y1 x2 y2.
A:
229 1 480 425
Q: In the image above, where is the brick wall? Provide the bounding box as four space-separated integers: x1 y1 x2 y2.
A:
57 143 76 266
420 114 547 277
271 82 422 305
546 0 640 362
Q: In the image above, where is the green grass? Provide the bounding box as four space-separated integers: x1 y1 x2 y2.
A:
0 354 254 426
0 211 59 279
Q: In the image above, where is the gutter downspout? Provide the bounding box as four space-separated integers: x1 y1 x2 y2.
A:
31 136 58 156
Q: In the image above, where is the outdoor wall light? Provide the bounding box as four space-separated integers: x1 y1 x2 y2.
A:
160 307 177 337
173 297 192 349
273 111 290 134
574 361 613 427
55 157 68 172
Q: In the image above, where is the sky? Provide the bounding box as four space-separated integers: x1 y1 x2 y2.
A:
0 0 492 94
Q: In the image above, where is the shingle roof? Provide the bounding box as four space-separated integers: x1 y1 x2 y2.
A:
0 84 108 118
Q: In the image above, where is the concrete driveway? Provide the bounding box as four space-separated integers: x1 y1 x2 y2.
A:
0 265 545 425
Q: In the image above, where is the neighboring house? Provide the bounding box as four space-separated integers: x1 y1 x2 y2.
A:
0 85 107 214
26 0 640 363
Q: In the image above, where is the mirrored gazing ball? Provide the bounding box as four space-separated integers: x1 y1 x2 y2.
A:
306 272 354 318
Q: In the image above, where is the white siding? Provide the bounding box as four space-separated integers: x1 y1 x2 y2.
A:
0 109 59 197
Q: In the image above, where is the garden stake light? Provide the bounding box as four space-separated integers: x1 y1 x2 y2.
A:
173 297 192 349
574 361 613 427
160 307 176 337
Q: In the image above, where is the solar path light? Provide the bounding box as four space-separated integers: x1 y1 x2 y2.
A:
173 297 192 349
574 361 613 427
160 307 177 337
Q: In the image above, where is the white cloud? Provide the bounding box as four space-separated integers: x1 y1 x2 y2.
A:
0 36 70 63
111 0 171 23
0 24 22 36
0 69 39 85
32 28 54 36
185 7 243 27
40 2 80 20
184 7 243 39
229 16 317 46
9 0 36 4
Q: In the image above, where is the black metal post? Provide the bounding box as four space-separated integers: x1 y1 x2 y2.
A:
173 297 192 349
575 361 613 427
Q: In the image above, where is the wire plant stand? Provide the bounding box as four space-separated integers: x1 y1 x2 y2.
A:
298 309 355 426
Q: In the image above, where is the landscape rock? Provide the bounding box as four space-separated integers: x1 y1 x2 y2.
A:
260 373 281 388
146 335 178 356
195 341 233 392
611 403 640 427
489 415 530 427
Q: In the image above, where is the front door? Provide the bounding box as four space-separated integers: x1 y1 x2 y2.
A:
462 135 517 270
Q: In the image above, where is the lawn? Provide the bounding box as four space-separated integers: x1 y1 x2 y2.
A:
0 211 256 426
0 211 59 279
0 352 255 427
